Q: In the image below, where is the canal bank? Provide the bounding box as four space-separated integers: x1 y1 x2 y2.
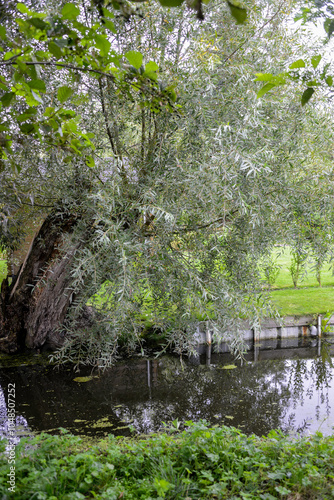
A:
195 314 332 346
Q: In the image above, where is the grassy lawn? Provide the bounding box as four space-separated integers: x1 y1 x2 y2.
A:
272 246 334 289
268 247 334 316
271 287 334 316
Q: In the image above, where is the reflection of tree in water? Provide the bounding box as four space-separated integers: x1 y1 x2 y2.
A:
286 341 333 430
311 343 333 419
1 346 333 439
114 356 294 436
288 344 333 400
288 359 308 405
114 347 334 437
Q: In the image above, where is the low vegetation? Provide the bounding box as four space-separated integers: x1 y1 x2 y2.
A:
1 422 334 499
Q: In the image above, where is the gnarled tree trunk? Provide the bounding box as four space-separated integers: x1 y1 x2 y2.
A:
0 211 80 353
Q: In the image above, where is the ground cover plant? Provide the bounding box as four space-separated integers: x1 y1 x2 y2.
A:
1 422 334 499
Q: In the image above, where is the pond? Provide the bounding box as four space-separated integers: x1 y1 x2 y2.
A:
1 337 334 441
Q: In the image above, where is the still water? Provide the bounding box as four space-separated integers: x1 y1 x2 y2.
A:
1 337 334 440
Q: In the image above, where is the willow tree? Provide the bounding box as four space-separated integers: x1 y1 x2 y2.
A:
0 0 334 365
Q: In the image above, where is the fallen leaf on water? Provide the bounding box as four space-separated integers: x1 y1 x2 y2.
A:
221 364 237 370
73 376 96 383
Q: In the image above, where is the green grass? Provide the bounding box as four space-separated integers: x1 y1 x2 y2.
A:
1 422 334 499
271 287 334 316
268 247 334 316
272 247 334 289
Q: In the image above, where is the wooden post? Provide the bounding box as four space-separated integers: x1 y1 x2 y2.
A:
253 327 260 362
318 314 322 338
254 343 259 362
206 344 212 366
253 327 260 343
206 323 212 344
147 360 151 388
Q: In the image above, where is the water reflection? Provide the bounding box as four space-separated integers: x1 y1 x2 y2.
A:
285 341 334 434
0 338 334 439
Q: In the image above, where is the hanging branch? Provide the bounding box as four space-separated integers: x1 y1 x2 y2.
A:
141 108 146 161
98 77 117 156
222 1 285 64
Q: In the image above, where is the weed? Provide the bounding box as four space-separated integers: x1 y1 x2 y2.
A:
1 422 334 499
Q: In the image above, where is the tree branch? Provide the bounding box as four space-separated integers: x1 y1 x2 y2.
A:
98 78 117 156
0 59 116 81
222 1 285 64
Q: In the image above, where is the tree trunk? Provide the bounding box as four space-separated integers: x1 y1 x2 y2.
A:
0 211 80 353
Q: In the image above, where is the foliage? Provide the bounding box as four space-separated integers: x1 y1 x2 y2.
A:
0 1 177 167
255 52 334 105
321 311 334 334
288 247 308 288
0 259 6 284
256 0 334 105
1 0 334 365
260 255 280 290
295 0 334 40
0 0 247 166
1 422 334 499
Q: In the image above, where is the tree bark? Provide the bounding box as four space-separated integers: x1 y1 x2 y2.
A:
0 211 79 353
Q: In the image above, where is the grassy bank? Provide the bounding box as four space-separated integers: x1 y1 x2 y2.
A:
1 422 334 499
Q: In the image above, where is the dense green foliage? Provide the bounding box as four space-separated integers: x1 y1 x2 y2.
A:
256 0 334 104
1 422 334 499
1 0 334 364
